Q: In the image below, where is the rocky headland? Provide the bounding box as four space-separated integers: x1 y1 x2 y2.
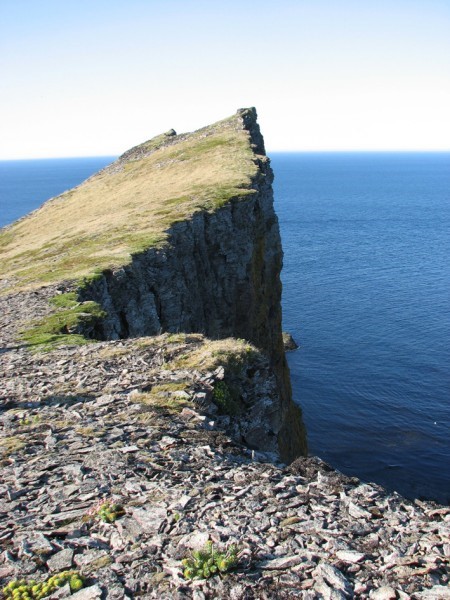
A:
0 109 448 599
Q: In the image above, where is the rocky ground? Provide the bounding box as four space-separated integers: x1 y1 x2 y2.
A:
1 292 449 599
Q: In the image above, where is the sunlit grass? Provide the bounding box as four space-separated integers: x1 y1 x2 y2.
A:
0 113 259 294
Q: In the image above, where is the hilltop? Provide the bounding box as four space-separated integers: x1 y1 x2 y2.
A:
0 110 261 293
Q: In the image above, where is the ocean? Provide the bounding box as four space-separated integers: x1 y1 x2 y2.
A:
1 153 449 503
272 152 450 504
0 158 114 226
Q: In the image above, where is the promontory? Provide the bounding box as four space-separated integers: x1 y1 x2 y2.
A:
0 109 448 599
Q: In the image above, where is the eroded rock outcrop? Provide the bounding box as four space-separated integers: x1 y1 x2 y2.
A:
0 108 307 462
75 109 307 461
79 182 305 460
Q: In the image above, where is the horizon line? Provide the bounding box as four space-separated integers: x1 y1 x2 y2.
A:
1 149 450 161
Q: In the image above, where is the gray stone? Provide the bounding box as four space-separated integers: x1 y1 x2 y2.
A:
74 550 110 569
43 508 87 525
348 502 372 520
259 555 303 570
131 506 167 534
19 532 54 556
282 332 299 351
48 583 71 598
414 587 450 599
316 563 353 597
120 445 139 453
186 531 210 550
115 516 144 542
336 550 365 564
370 587 397 600
69 585 102 600
47 548 74 571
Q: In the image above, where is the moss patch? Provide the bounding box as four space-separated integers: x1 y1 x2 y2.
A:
0 435 26 458
212 381 242 416
75 427 104 438
151 382 189 394
165 337 259 371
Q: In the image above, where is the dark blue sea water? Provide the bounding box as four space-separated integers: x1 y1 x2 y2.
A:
0 158 115 227
1 153 449 503
272 152 450 504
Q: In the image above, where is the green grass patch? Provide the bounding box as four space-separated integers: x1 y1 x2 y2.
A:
49 292 79 308
77 269 104 287
20 293 105 351
123 130 178 161
151 382 188 394
131 389 190 415
0 230 16 249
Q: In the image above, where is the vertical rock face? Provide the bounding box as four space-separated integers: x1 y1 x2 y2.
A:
81 108 307 461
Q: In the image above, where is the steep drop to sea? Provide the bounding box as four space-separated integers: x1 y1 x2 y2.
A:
272 151 450 504
0 108 307 462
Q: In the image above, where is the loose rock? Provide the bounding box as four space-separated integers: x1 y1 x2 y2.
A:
0 332 448 598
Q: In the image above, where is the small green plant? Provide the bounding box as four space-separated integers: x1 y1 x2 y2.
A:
19 415 40 427
212 381 241 416
182 541 238 580
96 501 125 523
3 570 84 599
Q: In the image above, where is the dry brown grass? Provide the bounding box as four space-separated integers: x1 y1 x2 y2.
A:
132 392 189 411
165 337 258 371
0 113 258 294
0 435 26 458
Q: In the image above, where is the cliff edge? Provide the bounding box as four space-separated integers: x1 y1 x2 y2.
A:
0 108 306 462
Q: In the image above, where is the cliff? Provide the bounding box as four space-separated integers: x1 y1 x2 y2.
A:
0 108 306 462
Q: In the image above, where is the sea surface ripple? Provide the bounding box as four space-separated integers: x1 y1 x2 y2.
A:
272 152 450 503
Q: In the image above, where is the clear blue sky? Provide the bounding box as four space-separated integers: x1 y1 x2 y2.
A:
1 0 449 158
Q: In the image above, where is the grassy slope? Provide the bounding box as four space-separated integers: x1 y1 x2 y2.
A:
0 112 258 294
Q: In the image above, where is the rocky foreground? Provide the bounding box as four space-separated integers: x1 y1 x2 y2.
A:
1 302 449 599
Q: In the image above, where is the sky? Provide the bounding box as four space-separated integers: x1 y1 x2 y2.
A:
0 0 449 159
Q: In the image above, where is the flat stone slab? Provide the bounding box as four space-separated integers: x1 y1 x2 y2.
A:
70 585 102 600
258 556 303 570
47 549 74 571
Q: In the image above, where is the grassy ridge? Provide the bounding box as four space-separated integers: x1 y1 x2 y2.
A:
0 113 258 294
